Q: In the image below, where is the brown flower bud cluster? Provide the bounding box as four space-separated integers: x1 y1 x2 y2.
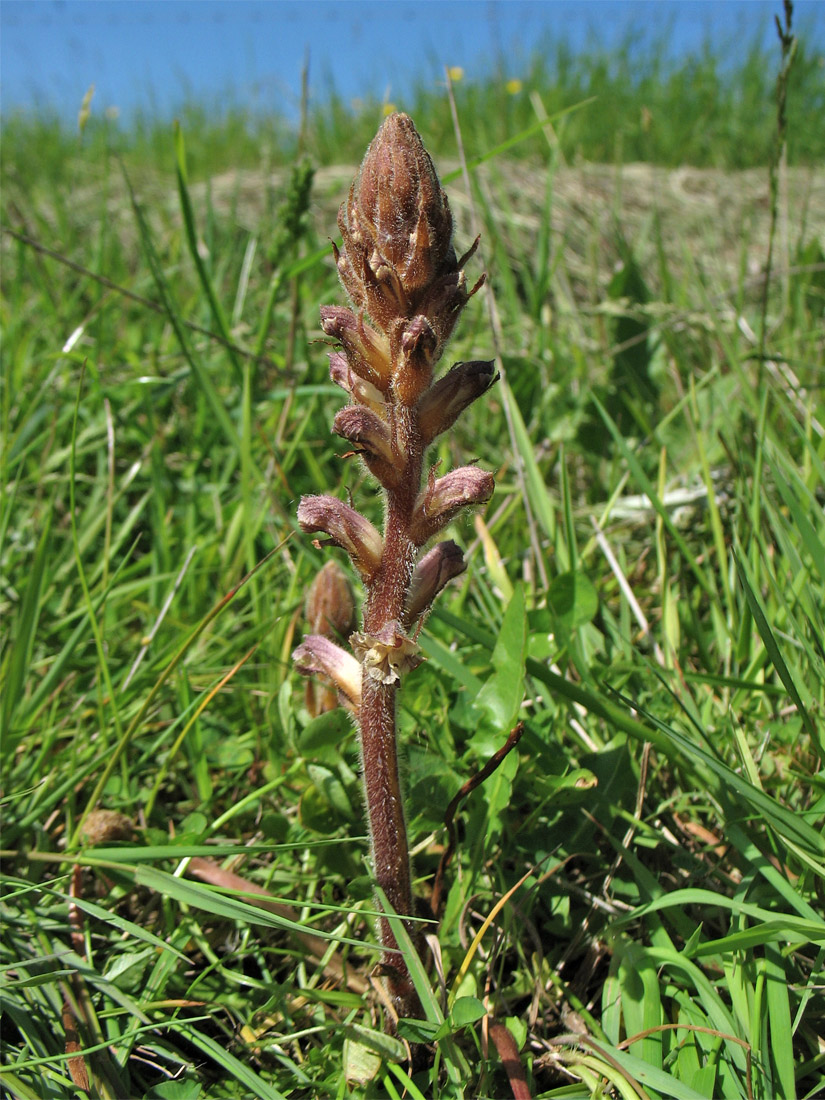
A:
292 112 496 1021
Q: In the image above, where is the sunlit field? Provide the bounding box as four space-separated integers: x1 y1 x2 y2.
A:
2 18 824 1099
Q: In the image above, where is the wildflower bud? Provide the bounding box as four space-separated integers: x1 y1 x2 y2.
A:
328 352 386 412
304 561 356 715
294 635 362 712
306 560 356 638
351 622 424 686
404 540 466 625
417 360 498 443
334 112 481 360
410 465 495 545
320 306 392 391
298 495 383 578
333 407 403 488
394 315 439 405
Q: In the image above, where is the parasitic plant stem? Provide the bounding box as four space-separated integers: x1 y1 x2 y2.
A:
293 113 496 1021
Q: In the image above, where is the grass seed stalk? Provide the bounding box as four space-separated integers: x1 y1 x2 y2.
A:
292 112 496 1020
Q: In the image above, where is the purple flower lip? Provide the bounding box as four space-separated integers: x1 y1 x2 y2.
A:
332 406 404 489
328 352 386 412
320 305 392 390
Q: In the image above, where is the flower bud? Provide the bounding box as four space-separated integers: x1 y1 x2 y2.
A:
351 622 423 686
333 407 403 488
304 561 357 716
298 495 383 578
404 540 466 625
333 113 482 360
337 114 454 311
320 306 392 391
410 466 495 545
328 352 386 413
294 635 362 712
306 560 356 638
416 360 497 443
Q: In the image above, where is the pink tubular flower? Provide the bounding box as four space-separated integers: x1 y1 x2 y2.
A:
416 360 497 444
293 635 362 712
320 305 392 391
328 352 386 413
404 540 466 625
410 466 495 545
297 495 383 579
332 406 403 489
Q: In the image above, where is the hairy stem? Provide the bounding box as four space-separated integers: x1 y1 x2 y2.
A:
358 677 420 1012
360 412 423 1015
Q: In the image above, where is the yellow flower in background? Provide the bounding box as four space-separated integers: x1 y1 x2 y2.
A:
506 79 523 95
382 102 397 117
447 66 464 82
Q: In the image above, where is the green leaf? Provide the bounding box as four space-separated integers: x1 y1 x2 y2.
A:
182 1028 288 1100
307 762 355 818
120 162 241 454
764 944 795 1100
450 996 486 1028
474 583 526 731
1 507 51 744
299 709 353 761
147 1079 203 1100
592 392 714 601
734 547 821 753
174 121 242 387
547 570 599 631
343 1038 382 1086
134 865 364 948
502 382 557 542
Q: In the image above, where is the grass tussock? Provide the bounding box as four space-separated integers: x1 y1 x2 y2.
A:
2 17 824 1100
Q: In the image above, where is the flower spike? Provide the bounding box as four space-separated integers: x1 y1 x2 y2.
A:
293 113 495 1026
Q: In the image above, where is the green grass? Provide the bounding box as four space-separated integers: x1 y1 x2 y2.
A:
2 23 824 1100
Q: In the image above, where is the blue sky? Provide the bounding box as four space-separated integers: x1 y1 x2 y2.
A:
2 1 823 126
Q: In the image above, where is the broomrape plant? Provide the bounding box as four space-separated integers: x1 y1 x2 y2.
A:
293 113 496 1020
